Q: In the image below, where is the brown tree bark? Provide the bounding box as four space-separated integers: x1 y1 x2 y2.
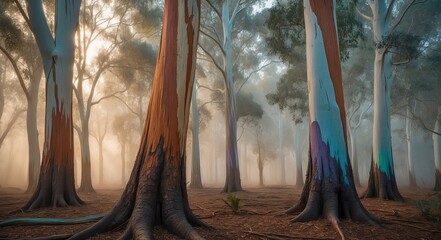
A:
20 0 83 211
68 1 203 239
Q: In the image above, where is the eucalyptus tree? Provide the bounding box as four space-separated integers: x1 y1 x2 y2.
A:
68 1 204 239
0 55 25 149
427 43 441 191
189 77 213 189
253 118 277 186
285 1 378 237
90 113 108 185
357 0 428 200
266 0 364 190
19 0 83 211
1 1 43 192
73 0 153 193
393 41 441 191
200 0 270 192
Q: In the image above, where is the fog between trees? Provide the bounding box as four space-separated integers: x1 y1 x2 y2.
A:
0 0 440 192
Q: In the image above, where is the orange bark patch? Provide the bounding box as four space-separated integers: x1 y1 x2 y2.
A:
142 0 199 167
309 0 347 142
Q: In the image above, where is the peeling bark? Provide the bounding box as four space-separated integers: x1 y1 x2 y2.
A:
286 1 379 237
21 0 83 210
68 1 203 239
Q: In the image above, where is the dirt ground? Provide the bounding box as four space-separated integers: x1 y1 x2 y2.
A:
0 186 440 239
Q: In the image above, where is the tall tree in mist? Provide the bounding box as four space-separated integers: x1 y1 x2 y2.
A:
68 1 204 239
1 1 42 192
73 0 153 193
20 0 83 211
90 114 108 185
189 78 212 189
200 0 268 192
266 0 363 190
357 0 426 200
285 1 377 236
254 120 277 187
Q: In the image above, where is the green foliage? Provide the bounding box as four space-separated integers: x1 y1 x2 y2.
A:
413 192 441 222
226 193 241 213
236 92 264 121
266 66 308 123
375 32 423 61
0 2 23 50
265 0 363 64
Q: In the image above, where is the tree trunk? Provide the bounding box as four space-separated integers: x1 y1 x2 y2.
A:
26 66 43 193
21 0 83 211
287 1 378 233
78 122 95 192
189 84 202 188
362 0 403 201
406 103 417 189
222 1 241 193
433 109 441 191
120 139 126 185
258 159 264 187
295 149 303 187
348 126 361 187
69 1 203 239
98 138 104 185
279 113 286 185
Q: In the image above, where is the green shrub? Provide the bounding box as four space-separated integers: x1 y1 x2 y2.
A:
414 192 441 222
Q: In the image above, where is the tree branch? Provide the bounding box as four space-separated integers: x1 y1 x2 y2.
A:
198 44 226 80
13 0 32 31
236 61 277 95
113 95 142 119
200 29 225 55
0 45 30 100
0 109 25 146
91 88 128 106
391 0 428 32
205 0 222 22
356 7 372 22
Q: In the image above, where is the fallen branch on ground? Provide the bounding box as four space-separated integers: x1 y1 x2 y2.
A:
0 214 105 227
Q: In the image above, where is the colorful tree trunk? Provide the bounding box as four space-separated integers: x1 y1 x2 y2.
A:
189 83 202 188
434 108 441 191
21 0 83 211
287 1 377 236
362 0 403 201
69 1 203 239
222 1 241 192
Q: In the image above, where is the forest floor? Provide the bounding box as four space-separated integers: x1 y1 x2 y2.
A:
0 186 440 239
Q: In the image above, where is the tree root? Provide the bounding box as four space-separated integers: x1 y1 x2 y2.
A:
62 139 208 240
0 214 105 227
